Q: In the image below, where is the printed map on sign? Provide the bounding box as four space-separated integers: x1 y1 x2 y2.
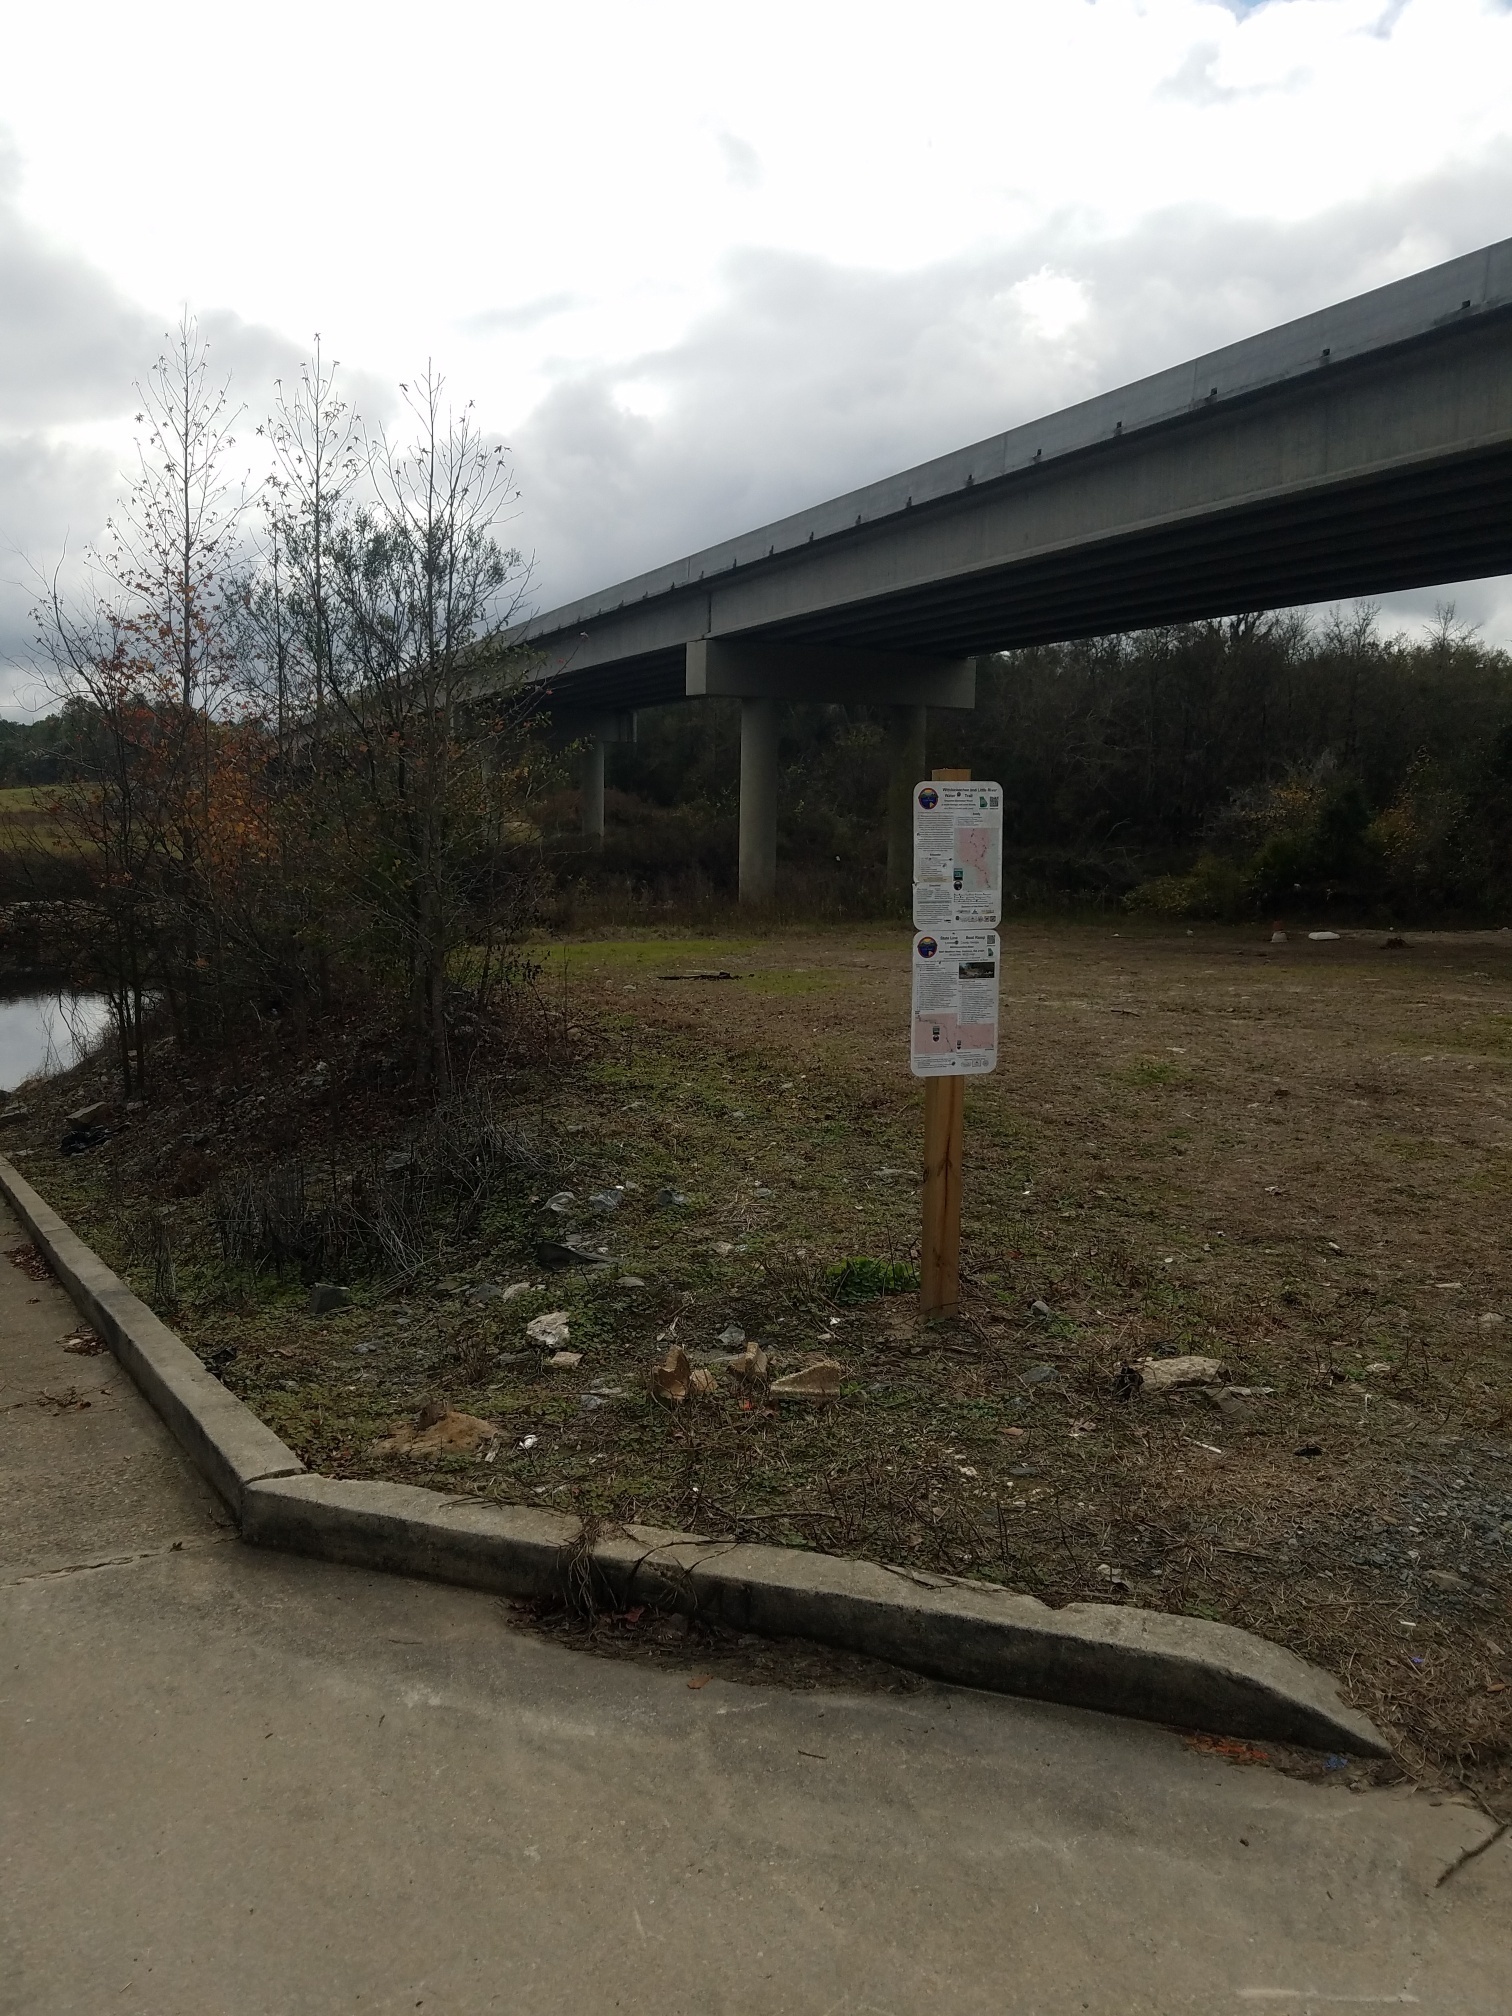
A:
912 781 1003 928
910 929 1000 1077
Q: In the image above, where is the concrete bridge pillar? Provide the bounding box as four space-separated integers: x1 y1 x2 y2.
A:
580 736 606 843
886 704 928 893
738 698 779 905
685 641 975 908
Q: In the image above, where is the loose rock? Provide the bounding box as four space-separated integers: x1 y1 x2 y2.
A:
1138 1354 1226 1394
770 1358 841 1400
525 1310 571 1350
308 1282 352 1315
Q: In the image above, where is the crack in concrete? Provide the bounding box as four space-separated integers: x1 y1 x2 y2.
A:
1434 1816 1509 1887
3 1534 235 1588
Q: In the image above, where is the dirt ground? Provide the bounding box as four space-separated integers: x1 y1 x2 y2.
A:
11 918 1512 1801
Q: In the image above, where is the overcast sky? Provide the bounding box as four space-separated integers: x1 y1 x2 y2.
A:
2 0 1510 715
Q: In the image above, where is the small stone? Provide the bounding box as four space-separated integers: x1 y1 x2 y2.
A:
618 1275 646 1289
500 1282 534 1302
547 1349 583 1369
689 1366 719 1397
384 1148 417 1174
718 1324 746 1349
729 1342 769 1383
1307 931 1340 942
711 1241 734 1257
307 1282 351 1315
1137 1354 1226 1395
1202 1386 1253 1422
65 1101 110 1127
1021 1364 1057 1386
1029 1298 1054 1321
536 1239 608 1269
1479 1312 1506 1330
1421 1568 1468 1593
526 1311 571 1350
465 1281 503 1304
770 1359 841 1400
0 1103 30 1124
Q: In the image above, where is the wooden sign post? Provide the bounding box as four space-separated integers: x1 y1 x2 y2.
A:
910 768 1001 1319
921 1072 965 1315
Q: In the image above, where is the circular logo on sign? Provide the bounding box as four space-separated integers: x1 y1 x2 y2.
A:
917 787 938 810
917 936 938 959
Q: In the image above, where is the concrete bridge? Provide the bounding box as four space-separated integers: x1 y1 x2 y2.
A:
512 237 1512 900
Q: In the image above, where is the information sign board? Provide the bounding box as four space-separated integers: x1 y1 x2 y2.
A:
910 929 1000 1077
912 779 1003 927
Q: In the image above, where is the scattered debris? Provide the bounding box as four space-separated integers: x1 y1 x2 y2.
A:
652 1343 692 1404
61 1332 106 1356
307 1282 351 1315
769 1358 841 1400
653 1188 687 1209
0 1102 30 1125
536 1238 609 1269
525 1311 571 1351
587 1188 623 1214
729 1341 770 1383
543 1191 575 1214
1294 1443 1323 1458
1137 1354 1227 1395
60 1123 111 1155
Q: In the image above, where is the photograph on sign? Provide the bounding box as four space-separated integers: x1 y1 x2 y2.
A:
912 781 1003 928
910 929 999 1076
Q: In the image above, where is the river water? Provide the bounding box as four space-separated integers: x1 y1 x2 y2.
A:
0 990 114 1095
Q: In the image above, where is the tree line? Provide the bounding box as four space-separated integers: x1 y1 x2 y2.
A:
588 608 1512 920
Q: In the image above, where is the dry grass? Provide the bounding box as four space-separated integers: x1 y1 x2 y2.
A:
17 918 1512 1798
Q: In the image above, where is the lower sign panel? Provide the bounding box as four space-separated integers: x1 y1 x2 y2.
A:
910 930 999 1077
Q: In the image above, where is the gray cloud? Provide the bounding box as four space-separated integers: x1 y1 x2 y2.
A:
0 142 393 711
508 143 1512 645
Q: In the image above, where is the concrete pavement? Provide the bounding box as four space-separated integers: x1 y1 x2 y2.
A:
2 1199 1506 2015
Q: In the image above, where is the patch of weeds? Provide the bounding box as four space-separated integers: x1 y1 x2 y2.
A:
1121 1058 1181 1086
826 1257 919 1304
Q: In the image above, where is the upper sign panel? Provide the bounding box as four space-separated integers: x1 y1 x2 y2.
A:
912 780 1003 928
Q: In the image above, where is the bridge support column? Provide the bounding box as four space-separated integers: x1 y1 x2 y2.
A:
580 737 605 844
886 704 927 893
738 698 778 905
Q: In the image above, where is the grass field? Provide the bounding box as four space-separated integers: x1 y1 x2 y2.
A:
14 918 1512 1793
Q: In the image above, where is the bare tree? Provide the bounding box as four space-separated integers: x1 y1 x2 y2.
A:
323 368 534 1091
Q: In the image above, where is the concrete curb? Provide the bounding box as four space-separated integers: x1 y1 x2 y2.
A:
0 1156 1387 1756
0 1156 304 1517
